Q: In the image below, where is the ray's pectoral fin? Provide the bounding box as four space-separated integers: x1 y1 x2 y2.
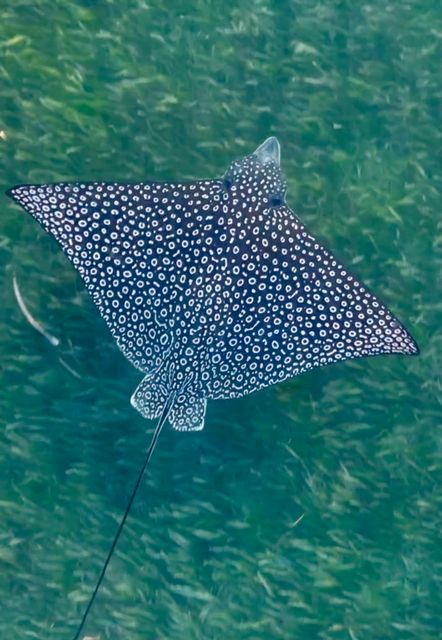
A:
131 373 207 432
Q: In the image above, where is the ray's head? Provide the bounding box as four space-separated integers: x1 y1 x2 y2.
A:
222 137 287 209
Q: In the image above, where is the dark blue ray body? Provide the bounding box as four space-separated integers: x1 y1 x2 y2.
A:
7 138 418 431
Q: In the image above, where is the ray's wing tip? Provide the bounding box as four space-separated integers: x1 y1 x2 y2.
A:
5 184 32 203
408 339 420 356
401 329 420 356
5 185 19 199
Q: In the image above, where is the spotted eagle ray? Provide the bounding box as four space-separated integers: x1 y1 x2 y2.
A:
6 137 418 638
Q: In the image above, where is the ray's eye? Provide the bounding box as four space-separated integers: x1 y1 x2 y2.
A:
269 193 285 208
222 175 233 191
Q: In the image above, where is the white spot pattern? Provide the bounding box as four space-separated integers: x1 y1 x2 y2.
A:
7 141 418 431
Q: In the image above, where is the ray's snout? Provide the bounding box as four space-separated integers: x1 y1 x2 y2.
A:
253 137 281 166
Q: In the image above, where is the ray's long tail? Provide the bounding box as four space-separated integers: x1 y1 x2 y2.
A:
72 391 176 640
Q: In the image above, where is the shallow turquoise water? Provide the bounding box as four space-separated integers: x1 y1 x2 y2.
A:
0 1 441 639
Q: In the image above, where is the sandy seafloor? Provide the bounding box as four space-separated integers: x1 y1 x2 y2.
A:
0 1 441 638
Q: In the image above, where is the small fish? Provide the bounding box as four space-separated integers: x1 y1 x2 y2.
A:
6 137 419 638
12 274 60 346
